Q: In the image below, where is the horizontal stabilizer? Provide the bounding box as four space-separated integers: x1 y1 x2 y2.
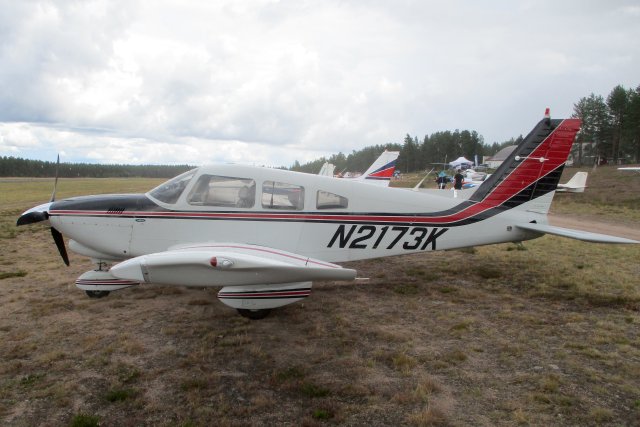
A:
516 223 639 244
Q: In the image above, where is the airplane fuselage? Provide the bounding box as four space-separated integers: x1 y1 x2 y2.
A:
48 164 543 265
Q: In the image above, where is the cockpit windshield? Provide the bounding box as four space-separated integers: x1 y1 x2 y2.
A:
148 169 197 204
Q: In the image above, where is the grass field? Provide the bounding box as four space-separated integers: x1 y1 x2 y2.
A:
0 167 639 426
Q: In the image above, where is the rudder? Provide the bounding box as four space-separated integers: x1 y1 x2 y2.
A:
469 113 581 212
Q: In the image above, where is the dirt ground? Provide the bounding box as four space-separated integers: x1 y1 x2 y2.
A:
1 169 639 426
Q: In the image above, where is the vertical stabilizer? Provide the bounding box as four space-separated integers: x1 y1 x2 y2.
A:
557 171 588 192
469 112 581 213
318 162 336 177
357 150 400 187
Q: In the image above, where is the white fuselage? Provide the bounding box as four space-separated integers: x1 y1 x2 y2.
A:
49 164 544 264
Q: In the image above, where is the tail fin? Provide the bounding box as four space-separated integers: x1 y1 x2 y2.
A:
469 112 581 213
557 171 588 192
357 150 400 187
318 162 336 177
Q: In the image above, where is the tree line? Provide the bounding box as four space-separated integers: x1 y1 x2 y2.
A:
0 156 192 178
572 84 640 166
292 83 640 174
292 130 519 174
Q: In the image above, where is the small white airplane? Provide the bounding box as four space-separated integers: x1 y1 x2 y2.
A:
462 172 490 189
464 169 488 181
556 171 588 193
17 112 639 319
321 150 400 186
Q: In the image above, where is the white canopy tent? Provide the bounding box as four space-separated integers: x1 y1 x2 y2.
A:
448 156 473 168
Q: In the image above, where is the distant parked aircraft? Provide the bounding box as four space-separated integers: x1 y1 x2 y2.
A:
323 151 400 187
556 171 588 193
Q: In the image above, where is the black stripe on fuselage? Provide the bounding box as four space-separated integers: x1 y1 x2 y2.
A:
50 194 161 213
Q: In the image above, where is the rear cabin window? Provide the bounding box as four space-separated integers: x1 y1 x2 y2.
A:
262 181 304 210
316 190 348 209
187 175 256 208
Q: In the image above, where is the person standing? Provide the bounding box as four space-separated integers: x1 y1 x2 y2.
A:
453 169 464 190
436 172 448 189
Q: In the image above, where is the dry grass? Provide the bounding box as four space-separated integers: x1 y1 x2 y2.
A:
0 171 639 425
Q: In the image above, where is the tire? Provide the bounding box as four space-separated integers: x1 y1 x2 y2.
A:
237 308 271 320
85 290 110 299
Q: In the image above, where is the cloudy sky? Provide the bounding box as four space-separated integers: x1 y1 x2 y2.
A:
1 0 639 167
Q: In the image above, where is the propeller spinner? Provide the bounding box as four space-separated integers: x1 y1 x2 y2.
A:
16 155 70 266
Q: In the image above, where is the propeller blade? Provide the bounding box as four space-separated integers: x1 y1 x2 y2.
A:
51 227 70 266
50 154 60 202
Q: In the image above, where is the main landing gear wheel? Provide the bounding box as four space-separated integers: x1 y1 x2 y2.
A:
237 308 271 320
85 290 110 299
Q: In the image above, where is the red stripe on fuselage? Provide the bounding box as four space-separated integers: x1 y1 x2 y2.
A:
50 209 483 224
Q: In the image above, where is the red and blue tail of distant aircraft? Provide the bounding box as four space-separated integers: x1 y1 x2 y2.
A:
358 150 400 186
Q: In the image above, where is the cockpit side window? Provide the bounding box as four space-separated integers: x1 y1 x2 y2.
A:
187 175 256 208
316 190 348 209
148 169 196 204
262 181 304 210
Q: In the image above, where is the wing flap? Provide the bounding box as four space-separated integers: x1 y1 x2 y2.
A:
516 223 639 244
110 243 357 287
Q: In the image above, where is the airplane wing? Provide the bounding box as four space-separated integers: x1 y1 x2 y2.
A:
110 243 357 287
516 223 639 244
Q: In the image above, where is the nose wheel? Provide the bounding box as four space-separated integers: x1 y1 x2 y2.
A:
85 290 110 299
